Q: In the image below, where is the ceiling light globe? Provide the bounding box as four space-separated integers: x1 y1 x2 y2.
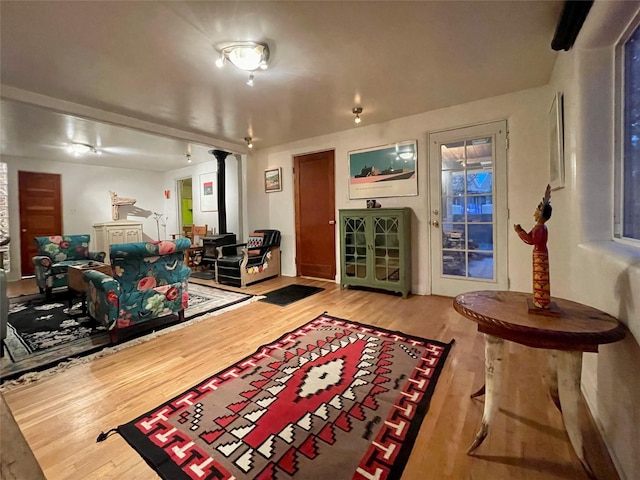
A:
70 143 92 154
354 116 361 124
228 45 265 71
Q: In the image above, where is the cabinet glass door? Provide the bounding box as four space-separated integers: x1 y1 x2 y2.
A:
343 216 367 279
373 216 401 283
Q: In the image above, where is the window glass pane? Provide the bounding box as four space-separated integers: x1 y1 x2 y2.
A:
468 224 493 251
466 137 492 169
441 142 465 171
624 25 640 240
466 170 492 194
443 251 466 276
469 252 493 279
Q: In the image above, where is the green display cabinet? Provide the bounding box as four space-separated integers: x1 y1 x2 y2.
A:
339 208 412 298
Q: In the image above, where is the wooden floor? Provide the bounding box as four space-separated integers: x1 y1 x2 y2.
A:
1 276 619 480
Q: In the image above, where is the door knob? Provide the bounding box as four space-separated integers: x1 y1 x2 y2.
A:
21 228 27 232
432 220 440 227
328 220 336 224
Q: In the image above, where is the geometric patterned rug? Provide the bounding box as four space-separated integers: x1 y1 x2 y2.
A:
101 313 454 479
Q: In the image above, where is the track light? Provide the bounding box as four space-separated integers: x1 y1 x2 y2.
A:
244 137 253 149
352 107 363 124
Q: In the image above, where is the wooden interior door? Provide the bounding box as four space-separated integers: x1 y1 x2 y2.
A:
18 171 62 276
294 150 336 279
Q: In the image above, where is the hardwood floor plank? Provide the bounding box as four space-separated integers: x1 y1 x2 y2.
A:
2 276 618 479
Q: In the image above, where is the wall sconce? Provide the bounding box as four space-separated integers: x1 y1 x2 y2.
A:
352 107 363 124
215 42 269 86
68 142 101 156
244 137 254 149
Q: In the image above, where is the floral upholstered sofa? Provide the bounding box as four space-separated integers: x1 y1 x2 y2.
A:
83 239 191 342
33 234 106 299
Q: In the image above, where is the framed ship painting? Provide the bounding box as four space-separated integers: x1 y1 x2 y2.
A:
348 140 417 199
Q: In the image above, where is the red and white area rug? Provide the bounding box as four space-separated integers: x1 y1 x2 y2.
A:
101 313 454 480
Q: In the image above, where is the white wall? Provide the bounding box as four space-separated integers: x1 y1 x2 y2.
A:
4 150 243 283
4 155 164 281
162 154 242 240
248 86 551 293
548 2 640 479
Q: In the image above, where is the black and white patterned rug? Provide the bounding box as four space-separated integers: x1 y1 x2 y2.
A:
3 284 253 363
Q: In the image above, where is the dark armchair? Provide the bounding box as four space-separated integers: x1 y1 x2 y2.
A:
216 229 281 287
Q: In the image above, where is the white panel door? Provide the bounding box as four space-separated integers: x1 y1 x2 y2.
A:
429 121 508 296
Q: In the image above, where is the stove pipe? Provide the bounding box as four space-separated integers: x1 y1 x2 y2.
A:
209 149 231 234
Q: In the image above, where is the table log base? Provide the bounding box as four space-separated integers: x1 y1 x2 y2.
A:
454 291 626 479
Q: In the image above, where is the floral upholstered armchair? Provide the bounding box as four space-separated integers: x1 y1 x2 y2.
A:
33 234 106 299
83 239 191 342
216 229 281 287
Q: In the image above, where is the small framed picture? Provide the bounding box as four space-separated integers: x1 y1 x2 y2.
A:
264 167 282 193
549 92 565 190
199 172 217 212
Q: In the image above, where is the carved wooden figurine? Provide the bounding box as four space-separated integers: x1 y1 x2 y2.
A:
110 191 137 221
513 184 552 309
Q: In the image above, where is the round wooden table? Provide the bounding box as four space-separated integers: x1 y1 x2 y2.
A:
453 290 626 478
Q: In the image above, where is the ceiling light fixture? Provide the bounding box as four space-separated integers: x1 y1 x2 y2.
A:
184 153 192 163
244 137 253 149
215 42 270 86
352 107 363 124
68 142 101 156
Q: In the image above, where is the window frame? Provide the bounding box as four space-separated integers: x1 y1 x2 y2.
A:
615 15 640 246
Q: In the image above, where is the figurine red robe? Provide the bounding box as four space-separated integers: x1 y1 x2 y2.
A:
514 185 552 309
516 223 550 308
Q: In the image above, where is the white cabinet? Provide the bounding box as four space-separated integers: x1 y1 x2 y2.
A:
93 221 143 262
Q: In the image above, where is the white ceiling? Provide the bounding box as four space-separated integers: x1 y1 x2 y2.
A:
0 1 563 172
